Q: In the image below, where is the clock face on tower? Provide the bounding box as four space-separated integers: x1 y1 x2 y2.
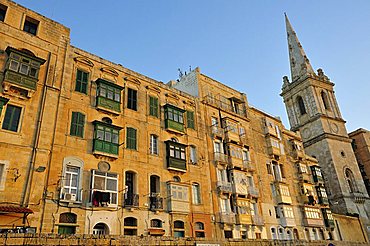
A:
234 172 248 195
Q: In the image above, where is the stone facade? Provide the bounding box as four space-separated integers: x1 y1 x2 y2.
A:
349 128 370 196
0 0 368 243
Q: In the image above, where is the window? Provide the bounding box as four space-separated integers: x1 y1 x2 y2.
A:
2 104 21 132
282 206 294 218
96 79 123 113
0 162 8 190
150 219 162 228
92 223 109 235
266 162 272 175
297 96 306 115
304 207 321 219
58 213 77 234
70 112 85 137
93 121 121 156
187 111 195 129
321 91 330 110
164 104 185 132
194 222 205 238
23 16 39 35
61 157 83 202
149 96 159 117
192 183 201 204
124 217 137 236
127 88 137 111
174 220 185 237
170 185 187 200
75 69 89 94
124 171 138 207
62 166 80 199
126 127 137 150
0 4 7 22
91 170 118 207
299 163 308 173
345 168 357 193
166 140 187 171
190 145 197 164
150 134 158 155
220 198 231 213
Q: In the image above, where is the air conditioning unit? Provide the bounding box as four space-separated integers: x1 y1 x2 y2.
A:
64 193 77 201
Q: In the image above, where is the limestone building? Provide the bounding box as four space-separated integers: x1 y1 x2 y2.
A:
0 0 368 242
349 128 370 196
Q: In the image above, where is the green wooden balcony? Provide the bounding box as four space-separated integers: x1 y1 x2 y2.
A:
4 70 38 90
167 157 186 171
96 96 121 113
165 119 184 132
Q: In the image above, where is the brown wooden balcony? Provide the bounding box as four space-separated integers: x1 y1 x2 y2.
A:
247 186 259 198
302 206 324 227
214 152 228 163
216 212 236 224
217 181 233 193
279 217 296 227
242 160 255 172
209 125 224 138
228 156 243 169
252 215 264 226
236 214 252 225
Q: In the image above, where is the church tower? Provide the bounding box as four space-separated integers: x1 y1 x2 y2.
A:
281 15 370 221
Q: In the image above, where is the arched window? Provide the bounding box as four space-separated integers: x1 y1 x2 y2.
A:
173 176 181 182
174 220 185 237
124 217 137 235
297 96 307 115
345 168 357 193
321 91 330 110
58 213 77 235
150 219 162 228
194 222 205 238
59 213 77 223
271 227 277 239
102 117 112 124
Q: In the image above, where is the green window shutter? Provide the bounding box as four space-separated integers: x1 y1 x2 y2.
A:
126 127 137 150
70 112 85 137
187 111 195 129
75 69 89 94
2 105 21 132
149 96 158 117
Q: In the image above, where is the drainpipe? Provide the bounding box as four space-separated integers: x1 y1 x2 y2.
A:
21 52 51 207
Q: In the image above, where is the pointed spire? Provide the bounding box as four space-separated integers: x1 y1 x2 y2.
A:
285 13 315 82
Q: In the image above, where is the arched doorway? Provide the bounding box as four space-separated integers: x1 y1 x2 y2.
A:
93 223 109 235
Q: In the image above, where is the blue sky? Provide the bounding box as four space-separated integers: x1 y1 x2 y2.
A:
16 0 370 132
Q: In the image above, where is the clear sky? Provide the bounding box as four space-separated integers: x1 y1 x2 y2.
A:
15 0 370 132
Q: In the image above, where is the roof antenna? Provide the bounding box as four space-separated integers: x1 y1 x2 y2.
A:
178 68 183 78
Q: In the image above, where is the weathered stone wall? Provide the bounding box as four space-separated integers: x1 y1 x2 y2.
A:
0 234 367 246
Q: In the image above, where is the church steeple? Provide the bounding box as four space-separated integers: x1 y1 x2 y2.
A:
285 14 316 82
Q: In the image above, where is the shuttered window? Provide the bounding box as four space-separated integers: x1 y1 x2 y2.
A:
70 112 85 137
2 105 21 132
187 111 195 129
75 69 89 94
126 127 137 150
149 96 158 117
